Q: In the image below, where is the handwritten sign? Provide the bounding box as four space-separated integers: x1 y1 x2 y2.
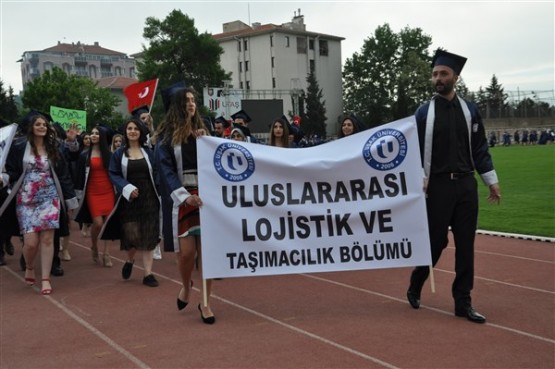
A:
50 106 87 131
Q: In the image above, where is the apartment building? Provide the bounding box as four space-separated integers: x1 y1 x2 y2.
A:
213 10 344 136
18 41 138 114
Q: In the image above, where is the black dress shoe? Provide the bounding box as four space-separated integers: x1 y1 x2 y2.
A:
455 307 486 324
142 274 159 287
406 290 421 309
51 265 64 277
122 261 134 280
198 304 215 325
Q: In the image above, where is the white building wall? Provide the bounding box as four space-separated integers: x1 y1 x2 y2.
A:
216 29 343 136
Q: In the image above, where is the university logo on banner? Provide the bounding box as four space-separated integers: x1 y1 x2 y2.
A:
123 79 159 113
0 123 18 171
198 116 431 279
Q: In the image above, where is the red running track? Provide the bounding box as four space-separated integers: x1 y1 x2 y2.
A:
0 225 553 369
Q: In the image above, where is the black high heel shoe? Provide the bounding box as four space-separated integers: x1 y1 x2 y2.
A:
177 280 193 311
198 304 215 325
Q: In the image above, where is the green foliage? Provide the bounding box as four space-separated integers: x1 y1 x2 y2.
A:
0 80 19 122
343 24 432 128
301 70 327 137
138 9 231 118
483 74 508 118
477 145 555 237
20 67 120 131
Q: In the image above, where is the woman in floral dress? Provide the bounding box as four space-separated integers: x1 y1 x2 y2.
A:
0 113 78 295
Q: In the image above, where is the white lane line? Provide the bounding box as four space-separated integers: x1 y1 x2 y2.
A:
434 267 555 295
302 273 555 345
68 241 554 352
476 249 554 264
3 267 152 369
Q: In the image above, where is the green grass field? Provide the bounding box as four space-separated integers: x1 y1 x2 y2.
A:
476 144 555 238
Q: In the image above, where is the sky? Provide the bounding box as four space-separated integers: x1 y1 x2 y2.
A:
1 0 554 104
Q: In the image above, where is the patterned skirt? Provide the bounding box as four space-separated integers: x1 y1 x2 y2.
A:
178 188 200 237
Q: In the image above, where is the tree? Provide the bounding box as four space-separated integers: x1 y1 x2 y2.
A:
138 9 230 120
343 24 432 128
302 70 327 137
0 80 19 122
484 74 508 119
21 67 120 130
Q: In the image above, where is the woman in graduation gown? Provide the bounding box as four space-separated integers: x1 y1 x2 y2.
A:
153 83 216 324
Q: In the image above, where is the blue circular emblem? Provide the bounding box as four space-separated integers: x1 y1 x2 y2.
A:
362 128 408 171
213 142 255 182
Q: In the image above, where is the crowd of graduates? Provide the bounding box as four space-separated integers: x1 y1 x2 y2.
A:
0 79 371 324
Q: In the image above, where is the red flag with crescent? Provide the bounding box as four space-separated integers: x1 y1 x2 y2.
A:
123 79 159 113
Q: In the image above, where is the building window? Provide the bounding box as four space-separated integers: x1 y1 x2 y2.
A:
319 40 328 56
309 59 315 73
43 62 54 71
309 39 314 50
246 81 250 90
245 61 249 72
239 61 242 72
237 40 242 52
271 57 275 68
240 81 244 89
297 37 307 54
272 78 276 89
285 36 290 47
89 65 97 78
244 40 248 51
270 35 273 47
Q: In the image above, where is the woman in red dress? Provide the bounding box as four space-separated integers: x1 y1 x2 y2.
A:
74 125 115 267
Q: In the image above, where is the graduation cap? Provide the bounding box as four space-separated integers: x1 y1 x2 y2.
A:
161 81 187 113
131 105 150 118
19 110 53 134
230 125 248 141
215 116 230 128
231 109 251 124
202 116 215 133
432 49 467 75
232 123 251 137
95 123 117 145
348 113 366 132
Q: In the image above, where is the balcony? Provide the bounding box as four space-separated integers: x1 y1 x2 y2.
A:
74 56 88 65
100 57 112 66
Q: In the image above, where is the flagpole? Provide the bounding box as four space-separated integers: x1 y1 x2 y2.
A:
429 265 435 293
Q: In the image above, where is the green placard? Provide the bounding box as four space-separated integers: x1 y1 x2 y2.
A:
50 106 87 131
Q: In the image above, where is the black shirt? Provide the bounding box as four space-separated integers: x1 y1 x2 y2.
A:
431 96 473 174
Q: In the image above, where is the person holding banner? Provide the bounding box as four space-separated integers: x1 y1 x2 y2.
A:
153 82 215 324
101 117 161 287
74 125 116 267
268 116 291 148
406 49 501 324
338 113 365 138
0 113 78 294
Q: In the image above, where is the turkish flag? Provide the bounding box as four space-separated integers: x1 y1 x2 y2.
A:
123 79 159 113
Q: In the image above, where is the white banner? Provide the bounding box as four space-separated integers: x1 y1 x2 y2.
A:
0 124 17 171
198 116 431 279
